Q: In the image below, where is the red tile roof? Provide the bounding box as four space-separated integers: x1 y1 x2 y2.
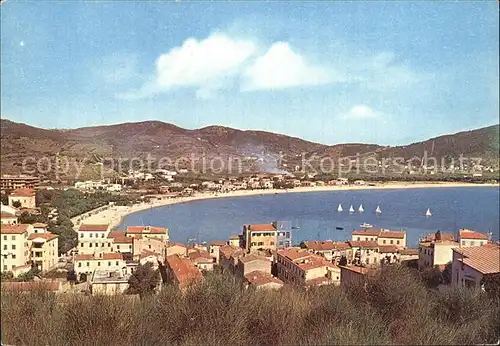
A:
188 250 213 263
10 188 36 197
0 211 16 219
340 265 372 275
458 229 488 240
32 223 48 228
219 245 240 259
421 233 455 242
277 248 311 261
228 235 240 240
78 224 109 232
28 232 58 241
378 245 399 253
107 231 133 243
126 226 168 234
210 241 227 247
247 224 276 232
74 253 124 261
378 230 406 239
165 254 203 287
0 224 30 234
245 270 283 287
453 245 500 275
399 248 419 256
352 229 406 239
297 256 336 271
348 241 379 249
303 241 350 251
352 229 381 236
239 254 269 264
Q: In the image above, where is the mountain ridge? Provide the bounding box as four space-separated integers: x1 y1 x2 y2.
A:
0 118 498 177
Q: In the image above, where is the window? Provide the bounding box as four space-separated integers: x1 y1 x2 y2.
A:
366 258 370 264
101 234 105 238
148 245 151 249
80 233 84 238
115 261 119 266
390 240 393 244
3 245 6 250
117 245 120 250
12 254 16 259
90 233 93 238
383 240 386 244
80 243 84 247
3 235 6 240
95 234 98 238
78 263 82 267
89 243 93 247
3 265 7 271
397 240 400 245
270 242 275 245
86 262 90 266
97 262 101 266
12 235 16 240
108 261 111 266
357 237 360 241
101 243 105 247
11 244 16 250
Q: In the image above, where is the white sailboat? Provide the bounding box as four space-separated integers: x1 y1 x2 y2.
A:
375 205 382 214
349 205 355 213
425 208 432 217
358 204 364 213
337 204 343 212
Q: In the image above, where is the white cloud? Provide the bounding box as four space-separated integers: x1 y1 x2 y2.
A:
343 105 383 119
242 42 335 91
154 33 257 97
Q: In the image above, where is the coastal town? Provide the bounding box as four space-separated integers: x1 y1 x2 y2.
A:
1 173 498 296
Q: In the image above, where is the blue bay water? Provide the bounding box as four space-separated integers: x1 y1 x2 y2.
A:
118 187 499 248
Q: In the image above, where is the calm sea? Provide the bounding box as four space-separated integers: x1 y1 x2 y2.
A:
118 187 499 247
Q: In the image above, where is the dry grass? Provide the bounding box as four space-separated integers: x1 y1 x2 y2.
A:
1 266 499 346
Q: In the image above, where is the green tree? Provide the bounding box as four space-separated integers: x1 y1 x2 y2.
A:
12 200 22 208
338 256 348 266
126 262 160 299
1 271 14 281
15 267 41 282
1 193 8 206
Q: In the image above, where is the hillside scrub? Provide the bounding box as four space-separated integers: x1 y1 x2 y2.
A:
1 265 499 345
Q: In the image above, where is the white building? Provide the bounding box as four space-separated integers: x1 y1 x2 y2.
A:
451 245 500 289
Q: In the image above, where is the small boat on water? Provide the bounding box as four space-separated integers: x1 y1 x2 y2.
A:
336 226 344 230
375 205 382 214
349 205 355 213
292 226 300 230
426 208 432 217
337 204 343 212
360 223 373 228
358 204 364 213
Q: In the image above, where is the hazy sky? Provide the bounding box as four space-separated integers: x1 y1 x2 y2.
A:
1 1 498 145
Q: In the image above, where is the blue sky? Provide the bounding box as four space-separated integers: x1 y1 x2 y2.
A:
1 1 498 146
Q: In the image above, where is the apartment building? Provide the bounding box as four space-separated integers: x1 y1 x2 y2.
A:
457 229 489 247
90 269 130 295
1 223 58 275
228 235 240 247
28 232 58 272
348 241 380 267
276 248 340 287
1 224 31 274
218 245 244 271
451 245 500 289
133 236 167 260
209 241 227 264
1 211 18 225
74 253 126 278
8 188 36 209
352 229 406 248
418 231 459 270
241 221 292 253
0 175 39 191
235 254 271 278
302 241 351 262
78 224 112 254
125 226 169 241
379 245 400 264
108 231 134 254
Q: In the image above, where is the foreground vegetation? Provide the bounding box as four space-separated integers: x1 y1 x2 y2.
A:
1 266 498 345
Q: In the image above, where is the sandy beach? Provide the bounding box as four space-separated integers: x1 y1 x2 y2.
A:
75 182 499 231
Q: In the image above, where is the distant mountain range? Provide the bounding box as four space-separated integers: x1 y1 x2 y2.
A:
0 118 498 178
